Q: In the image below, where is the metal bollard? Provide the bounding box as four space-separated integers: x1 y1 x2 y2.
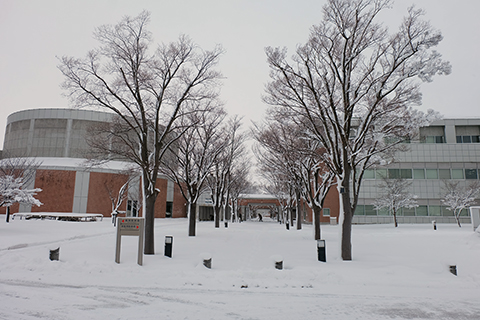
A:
202 253 212 269
317 240 326 262
49 247 60 261
432 220 437 230
449 265 457 276
164 236 173 258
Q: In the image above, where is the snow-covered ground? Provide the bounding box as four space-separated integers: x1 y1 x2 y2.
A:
1 216 479 320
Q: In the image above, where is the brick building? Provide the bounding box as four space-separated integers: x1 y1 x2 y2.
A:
0 108 187 218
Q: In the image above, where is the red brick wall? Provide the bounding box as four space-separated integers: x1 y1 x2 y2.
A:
33 170 76 213
87 172 129 216
172 182 187 218
154 178 168 218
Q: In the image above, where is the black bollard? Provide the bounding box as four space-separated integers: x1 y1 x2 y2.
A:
203 258 212 269
449 265 457 276
49 247 60 261
165 236 173 258
286 222 290 230
317 240 326 262
432 220 437 230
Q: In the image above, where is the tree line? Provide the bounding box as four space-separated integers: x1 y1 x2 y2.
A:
53 0 452 259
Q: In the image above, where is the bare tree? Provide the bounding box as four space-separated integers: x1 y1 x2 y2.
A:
372 177 418 227
441 180 480 227
207 116 248 228
58 11 223 253
264 0 450 260
0 157 43 222
161 106 226 236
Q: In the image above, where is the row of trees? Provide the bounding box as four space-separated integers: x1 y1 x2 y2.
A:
58 0 453 260
58 11 252 254
257 0 451 260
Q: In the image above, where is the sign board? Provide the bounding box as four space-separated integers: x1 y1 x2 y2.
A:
115 217 144 266
470 206 480 231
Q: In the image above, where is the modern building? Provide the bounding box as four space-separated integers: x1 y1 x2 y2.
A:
355 118 480 224
1 108 187 218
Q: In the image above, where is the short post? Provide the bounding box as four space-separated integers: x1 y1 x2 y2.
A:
225 221 228 228
49 247 60 261
202 253 212 269
317 240 326 262
274 255 283 270
449 265 457 276
432 220 437 230
286 222 290 230
164 236 173 258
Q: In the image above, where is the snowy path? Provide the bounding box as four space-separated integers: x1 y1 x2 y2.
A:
1 217 479 319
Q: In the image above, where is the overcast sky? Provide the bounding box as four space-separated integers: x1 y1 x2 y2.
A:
1 0 479 148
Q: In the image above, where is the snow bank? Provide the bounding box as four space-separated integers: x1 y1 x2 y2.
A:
1 217 479 319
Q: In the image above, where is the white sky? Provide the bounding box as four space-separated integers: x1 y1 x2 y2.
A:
1 0 479 148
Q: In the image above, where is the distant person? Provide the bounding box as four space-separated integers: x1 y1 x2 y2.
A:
258 213 263 222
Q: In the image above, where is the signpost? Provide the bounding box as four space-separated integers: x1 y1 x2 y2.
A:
115 217 144 266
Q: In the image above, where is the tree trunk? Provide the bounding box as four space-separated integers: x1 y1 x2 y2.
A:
144 193 156 254
393 209 398 228
296 189 302 230
6 206 10 223
214 204 221 228
312 204 322 240
340 180 353 261
188 202 197 236
455 211 462 227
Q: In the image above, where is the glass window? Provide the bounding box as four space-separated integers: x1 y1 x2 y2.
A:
378 208 390 216
465 169 478 180
354 205 365 215
365 205 376 216
451 169 464 179
425 136 435 143
416 206 428 216
439 169 451 179
363 169 375 179
463 136 472 143
413 169 425 179
388 169 400 179
426 169 438 179
435 136 444 143
442 207 454 216
456 136 462 143
403 207 416 216
429 206 442 216
400 169 412 179
322 208 330 217
460 208 470 216
376 169 387 179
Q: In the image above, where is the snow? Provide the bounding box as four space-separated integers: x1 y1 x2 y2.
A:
1 217 479 319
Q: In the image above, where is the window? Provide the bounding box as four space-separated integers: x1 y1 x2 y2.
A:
322 208 330 217
456 135 480 143
426 169 438 179
354 205 365 215
424 136 444 143
365 205 376 216
416 206 428 216
376 169 387 179
378 208 389 216
451 169 464 179
363 169 375 179
439 169 451 179
413 169 425 179
465 169 478 180
388 169 412 179
388 169 400 179
429 206 442 216
402 207 416 216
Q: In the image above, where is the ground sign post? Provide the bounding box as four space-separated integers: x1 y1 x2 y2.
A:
115 217 144 266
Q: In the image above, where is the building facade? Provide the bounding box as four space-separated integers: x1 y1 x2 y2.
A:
355 118 480 224
1 108 187 218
